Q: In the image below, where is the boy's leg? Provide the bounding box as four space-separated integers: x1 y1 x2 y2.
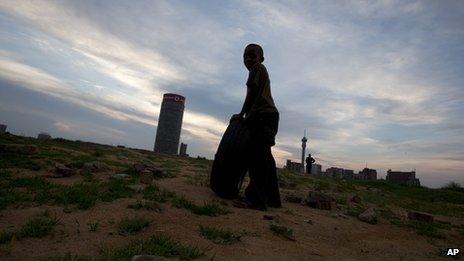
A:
265 147 281 208
244 136 268 209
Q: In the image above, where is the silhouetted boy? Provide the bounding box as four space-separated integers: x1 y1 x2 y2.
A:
306 154 315 174
232 43 281 210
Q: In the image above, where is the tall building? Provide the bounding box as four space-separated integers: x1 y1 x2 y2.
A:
286 159 303 172
0 124 6 134
37 132 51 140
311 164 322 175
179 142 188 157
353 168 377 180
386 169 420 186
326 167 344 178
301 132 307 173
154 93 185 154
342 169 354 179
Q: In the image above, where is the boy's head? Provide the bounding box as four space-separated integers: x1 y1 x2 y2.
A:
243 43 264 70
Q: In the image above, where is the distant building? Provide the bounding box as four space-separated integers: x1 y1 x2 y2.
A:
154 93 185 155
0 124 6 134
37 132 51 140
311 164 322 175
386 169 420 186
286 160 303 172
179 142 188 157
342 169 354 179
354 168 377 180
326 167 344 179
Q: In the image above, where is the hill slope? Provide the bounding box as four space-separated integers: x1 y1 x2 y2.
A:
0 133 463 260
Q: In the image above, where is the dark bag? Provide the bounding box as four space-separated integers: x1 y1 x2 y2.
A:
210 116 250 199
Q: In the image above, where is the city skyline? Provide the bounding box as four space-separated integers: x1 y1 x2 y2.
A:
0 1 463 187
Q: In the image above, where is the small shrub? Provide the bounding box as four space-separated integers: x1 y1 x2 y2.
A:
20 210 59 238
100 234 205 260
0 230 13 244
87 221 99 232
40 252 92 261
118 216 150 235
199 225 241 244
172 196 230 216
269 223 295 241
128 200 162 212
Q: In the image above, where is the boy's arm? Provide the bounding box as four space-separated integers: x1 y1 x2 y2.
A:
239 65 261 118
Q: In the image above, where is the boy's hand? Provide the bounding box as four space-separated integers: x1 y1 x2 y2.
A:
230 113 243 123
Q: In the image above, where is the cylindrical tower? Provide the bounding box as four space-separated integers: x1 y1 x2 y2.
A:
301 135 307 173
154 93 185 154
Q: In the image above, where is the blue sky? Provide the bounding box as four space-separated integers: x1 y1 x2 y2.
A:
0 0 463 187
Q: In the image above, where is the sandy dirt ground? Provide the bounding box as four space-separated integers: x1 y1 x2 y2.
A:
1 166 461 261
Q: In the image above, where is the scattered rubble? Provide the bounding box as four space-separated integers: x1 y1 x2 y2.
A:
128 184 146 192
132 255 171 261
305 191 335 210
349 195 362 204
111 173 131 180
53 163 75 177
133 162 165 178
407 210 434 223
0 144 39 154
82 161 109 173
358 208 378 224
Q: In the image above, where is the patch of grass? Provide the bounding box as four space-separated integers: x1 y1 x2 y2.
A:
172 196 230 216
118 216 150 236
40 252 92 261
128 200 162 212
19 210 59 238
67 154 99 169
0 153 42 170
87 221 99 232
390 219 450 239
0 169 11 178
269 223 295 241
143 185 175 203
100 179 133 202
56 182 100 209
344 204 367 217
0 230 13 244
100 234 205 260
198 225 241 244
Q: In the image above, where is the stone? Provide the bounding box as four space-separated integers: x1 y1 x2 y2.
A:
284 194 303 204
54 163 74 177
128 184 146 192
358 208 378 224
303 219 313 224
349 195 362 204
263 214 278 221
407 210 434 223
111 173 131 180
0 144 39 154
306 191 335 210
140 170 153 185
132 255 172 261
82 161 109 173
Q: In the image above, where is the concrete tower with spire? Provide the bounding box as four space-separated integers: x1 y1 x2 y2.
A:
301 130 307 173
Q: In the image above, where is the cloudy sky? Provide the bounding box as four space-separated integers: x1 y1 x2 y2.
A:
0 0 463 187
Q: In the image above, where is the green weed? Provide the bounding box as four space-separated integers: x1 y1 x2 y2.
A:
118 216 150 235
19 210 59 238
269 223 295 241
172 196 230 216
87 221 99 232
128 200 162 212
100 234 205 260
198 225 241 244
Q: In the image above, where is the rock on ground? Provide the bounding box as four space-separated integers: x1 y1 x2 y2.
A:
358 208 378 224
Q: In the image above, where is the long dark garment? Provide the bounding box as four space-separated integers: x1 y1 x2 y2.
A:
244 112 281 209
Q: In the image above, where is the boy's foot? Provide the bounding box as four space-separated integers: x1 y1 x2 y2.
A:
232 198 266 211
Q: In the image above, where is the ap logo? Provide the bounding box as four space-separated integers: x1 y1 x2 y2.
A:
446 248 460 256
